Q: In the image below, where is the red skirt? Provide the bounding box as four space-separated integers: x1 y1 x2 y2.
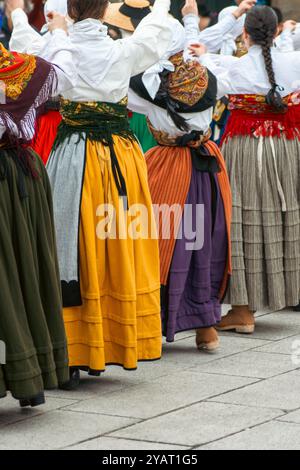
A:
31 111 62 165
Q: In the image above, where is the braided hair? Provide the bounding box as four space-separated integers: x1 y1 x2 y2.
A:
245 6 286 112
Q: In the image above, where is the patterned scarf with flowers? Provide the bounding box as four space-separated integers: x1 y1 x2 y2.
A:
0 43 57 144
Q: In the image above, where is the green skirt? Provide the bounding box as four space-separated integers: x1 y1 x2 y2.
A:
0 148 69 401
129 112 157 153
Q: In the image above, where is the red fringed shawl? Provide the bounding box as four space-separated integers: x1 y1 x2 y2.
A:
0 45 57 178
222 92 300 143
0 47 57 143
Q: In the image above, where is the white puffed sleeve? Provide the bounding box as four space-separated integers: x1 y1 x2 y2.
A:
44 30 78 95
183 12 239 53
199 54 238 98
9 8 47 54
121 0 173 77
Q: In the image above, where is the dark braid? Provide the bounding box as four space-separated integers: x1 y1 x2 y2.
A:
245 6 286 112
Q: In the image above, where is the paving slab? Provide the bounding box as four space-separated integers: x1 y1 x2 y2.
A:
45 360 185 401
276 408 300 424
67 437 188 450
0 410 138 450
243 312 300 341
252 335 300 356
199 420 300 450
2 309 300 450
63 371 257 420
208 370 300 411
163 335 270 366
193 351 297 379
110 402 282 447
0 394 78 427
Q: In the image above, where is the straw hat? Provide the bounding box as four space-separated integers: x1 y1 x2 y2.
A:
104 0 152 32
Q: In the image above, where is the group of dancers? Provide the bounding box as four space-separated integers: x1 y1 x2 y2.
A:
1 0 300 408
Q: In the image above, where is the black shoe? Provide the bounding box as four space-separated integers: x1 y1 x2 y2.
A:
59 367 80 391
19 392 45 408
294 302 300 312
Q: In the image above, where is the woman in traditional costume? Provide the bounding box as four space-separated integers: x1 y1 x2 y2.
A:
128 11 232 351
0 10 77 407
9 0 68 164
104 0 158 153
46 0 172 380
190 5 300 332
183 1 253 145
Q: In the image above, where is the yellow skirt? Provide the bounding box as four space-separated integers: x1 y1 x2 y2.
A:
63 136 162 371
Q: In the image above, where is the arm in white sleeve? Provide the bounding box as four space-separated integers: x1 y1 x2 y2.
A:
199 54 236 98
276 29 295 52
9 8 47 54
123 0 172 77
201 53 239 70
198 14 238 53
45 30 78 96
183 14 200 46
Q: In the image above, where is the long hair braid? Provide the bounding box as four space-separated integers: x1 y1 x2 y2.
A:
245 6 286 112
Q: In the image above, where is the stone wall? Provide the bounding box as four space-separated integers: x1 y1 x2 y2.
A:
272 0 300 20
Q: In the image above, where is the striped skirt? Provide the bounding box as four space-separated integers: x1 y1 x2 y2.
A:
222 135 300 311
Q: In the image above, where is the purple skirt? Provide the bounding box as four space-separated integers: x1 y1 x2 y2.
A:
162 167 227 342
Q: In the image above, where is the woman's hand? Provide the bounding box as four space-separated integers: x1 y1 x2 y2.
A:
233 0 257 19
188 43 207 58
47 12 68 34
5 0 25 18
283 20 297 32
182 0 198 17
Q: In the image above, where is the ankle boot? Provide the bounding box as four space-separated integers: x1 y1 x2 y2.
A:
196 327 220 351
19 392 45 408
59 367 80 391
216 306 255 334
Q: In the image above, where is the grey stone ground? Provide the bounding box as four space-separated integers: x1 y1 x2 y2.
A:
1 307 300 450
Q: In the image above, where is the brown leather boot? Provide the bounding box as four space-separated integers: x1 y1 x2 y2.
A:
216 306 255 334
196 327 220 351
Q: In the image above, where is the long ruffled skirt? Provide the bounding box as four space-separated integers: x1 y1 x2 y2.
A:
222 135 300 311
0 149 68 401
48 135 162 372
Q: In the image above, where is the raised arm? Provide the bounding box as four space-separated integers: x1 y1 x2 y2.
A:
8 2 47 54
124 0 172 77
182 0 256 53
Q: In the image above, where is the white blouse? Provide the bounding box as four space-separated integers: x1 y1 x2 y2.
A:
127 11 225 138
183 13 240 53
128 89 213 138
276 27 300 52
199 45 300 99
10 0 173 104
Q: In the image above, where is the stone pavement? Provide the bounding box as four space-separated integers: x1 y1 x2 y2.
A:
1 308 300 450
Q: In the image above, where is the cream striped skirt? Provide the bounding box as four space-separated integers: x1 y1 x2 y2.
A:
222 135 300 311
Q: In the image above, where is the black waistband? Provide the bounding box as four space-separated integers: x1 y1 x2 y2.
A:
45 100 60 112
55 121 136 211
191 145 220 174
